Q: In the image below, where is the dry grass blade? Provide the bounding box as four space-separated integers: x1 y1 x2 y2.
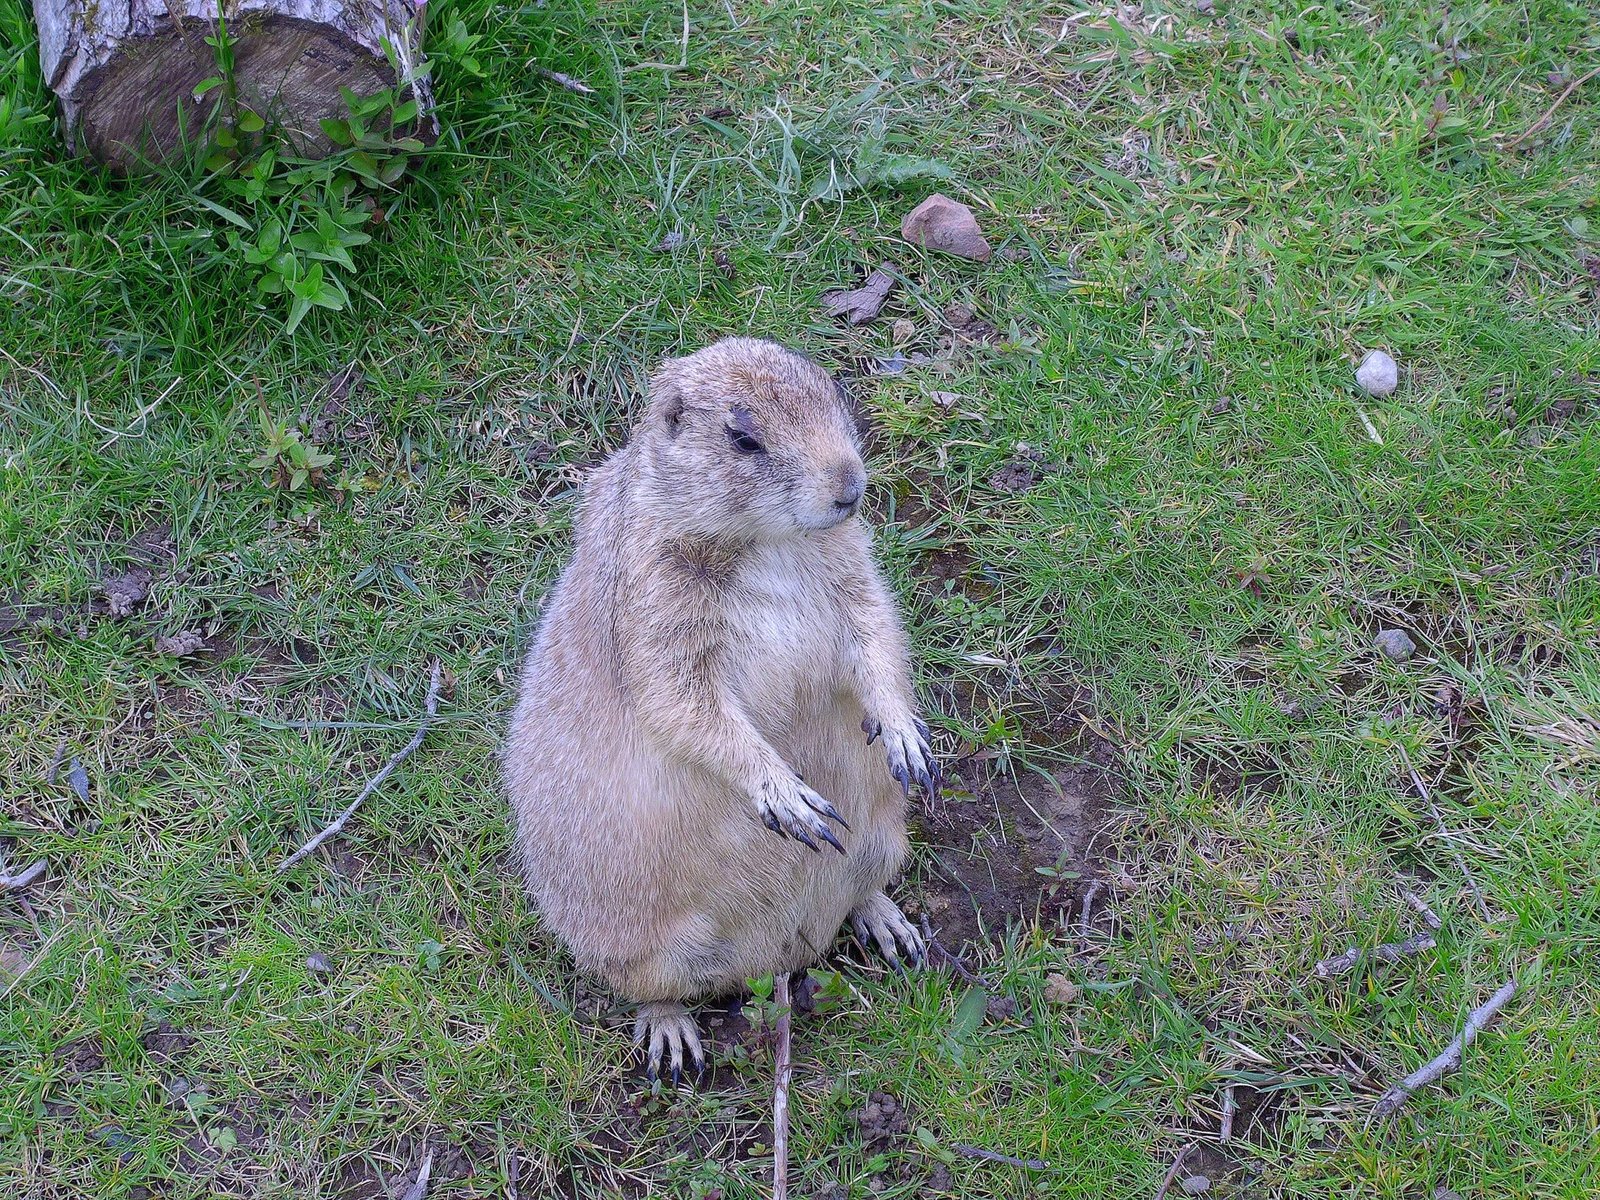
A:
1503 65 1600 148
1397 745 1491 919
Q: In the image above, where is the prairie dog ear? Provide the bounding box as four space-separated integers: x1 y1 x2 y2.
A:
647 359 687 438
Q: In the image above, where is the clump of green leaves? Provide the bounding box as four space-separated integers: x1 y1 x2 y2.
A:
251 407 335 492
187 24 431 332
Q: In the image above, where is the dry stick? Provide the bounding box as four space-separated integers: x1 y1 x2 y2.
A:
918 914 992 989
1219 1087 1238 1143
952 1144 1048 1170
1397 746 1491 920
1315 931 1437 979
1396 877 1444 931
400 1148 434 1200
1153 1143 1194 1200
278 660 443 873
0 861 46 891
1503 65 1600 149
46 738 68 784
772 972 793 1200
1372 977 1519 1119
533 66 596 94
1079 878 1106 951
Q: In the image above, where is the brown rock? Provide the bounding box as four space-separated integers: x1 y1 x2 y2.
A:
901 194 992 261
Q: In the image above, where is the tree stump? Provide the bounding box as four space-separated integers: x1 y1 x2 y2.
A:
31 0 432 170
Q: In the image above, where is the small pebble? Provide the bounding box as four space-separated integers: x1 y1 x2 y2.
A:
1356 349 1398 397
655 230 686 253
1374 629 1415 661
1434 1190 1465 1200
891 317 916 345
306 952 332 975
1179 1174 1212 1195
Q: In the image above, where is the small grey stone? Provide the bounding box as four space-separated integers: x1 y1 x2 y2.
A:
306 952 332 975
655 230 686 253
1179 1174 1212 1195
1434 1189 1464 1200
165 1076 192 1099
1374 628 1416 661
1356 349 1398 396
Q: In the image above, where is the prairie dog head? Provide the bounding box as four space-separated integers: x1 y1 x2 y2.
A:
638 338 867 541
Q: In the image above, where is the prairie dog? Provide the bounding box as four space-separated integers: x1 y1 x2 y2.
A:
503 337 937 1081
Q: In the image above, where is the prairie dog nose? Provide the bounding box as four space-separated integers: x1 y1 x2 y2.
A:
831 465 867 511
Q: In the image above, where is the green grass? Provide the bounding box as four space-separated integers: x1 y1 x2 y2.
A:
3 0 1599 1195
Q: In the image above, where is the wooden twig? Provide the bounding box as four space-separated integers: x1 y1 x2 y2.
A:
918 914 992 989
46 738 68 783
0 861 46 891
1315 931 1437 979
400 1148 434 1200
1079 878 1106 950
1372 977 1518 1119
1153 1143 1194 1200
278 660 443 872
772 972 793 1200
1397 746 1491 919
952 1144 1048 1170
1396 877 1444 931
1219 1086 1238 1143
533 66 596 95
1502 65 1600 150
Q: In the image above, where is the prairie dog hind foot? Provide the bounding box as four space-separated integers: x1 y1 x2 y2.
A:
850 890 925 971
633 1001 706 1087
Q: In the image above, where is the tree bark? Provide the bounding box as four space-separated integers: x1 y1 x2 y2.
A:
31 0 432 170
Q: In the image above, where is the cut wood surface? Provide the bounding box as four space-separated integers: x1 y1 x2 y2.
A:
31 0 431 168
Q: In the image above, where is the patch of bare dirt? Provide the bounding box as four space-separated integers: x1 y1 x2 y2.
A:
913 751 1116 948
57 1035 106 1079
140 1019 196 1062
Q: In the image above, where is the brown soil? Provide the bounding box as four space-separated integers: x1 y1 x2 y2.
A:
910 751 1116 948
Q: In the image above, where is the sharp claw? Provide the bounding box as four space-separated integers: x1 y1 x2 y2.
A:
671 1063 681 1089
914 765 932 793
862 717 882 744
646 1064 658 1084
763 810 782 834
692 1052 707 1077
818 825 846 854
817 799 850 829
792 825 821 852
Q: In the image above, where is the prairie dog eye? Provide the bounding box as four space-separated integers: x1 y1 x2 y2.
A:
726 406 765 456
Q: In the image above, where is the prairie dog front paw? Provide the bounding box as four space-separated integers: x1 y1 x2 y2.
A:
865 713 941 801
754 772 848 854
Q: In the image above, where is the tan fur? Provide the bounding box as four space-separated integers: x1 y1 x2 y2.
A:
503 339 930 1036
